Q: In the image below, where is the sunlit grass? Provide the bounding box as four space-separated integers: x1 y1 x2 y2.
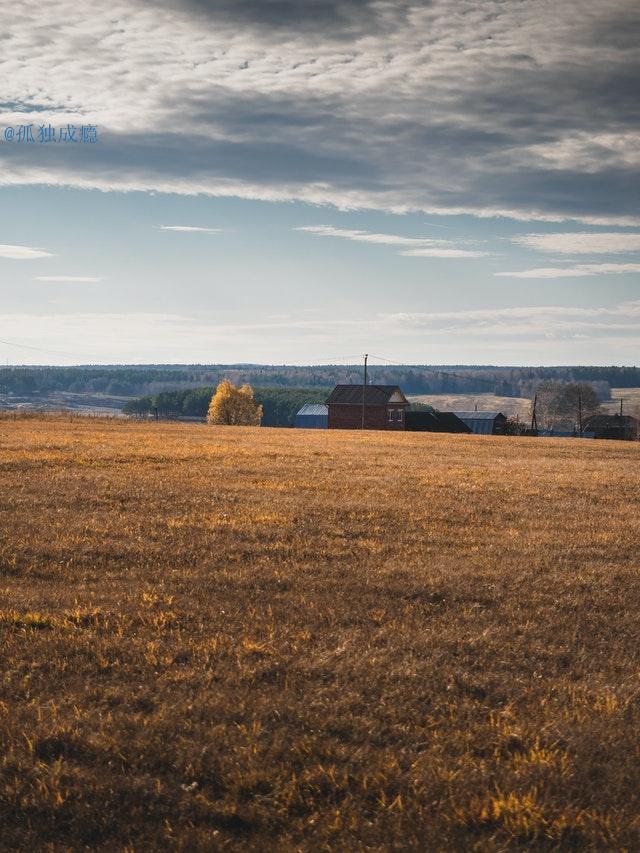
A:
1 414 639 849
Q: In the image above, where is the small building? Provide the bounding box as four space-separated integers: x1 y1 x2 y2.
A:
405 410 471 434
582 413 639 441
451 411 508 435
326 384 408 430
294 403 328 429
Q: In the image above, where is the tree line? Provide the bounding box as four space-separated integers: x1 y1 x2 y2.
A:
123 386 332 427
2 364 640 398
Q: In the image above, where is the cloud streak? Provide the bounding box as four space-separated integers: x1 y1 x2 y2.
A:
512 233 640 254
295 225 490 257
158 225 223 233
495 263 640 278
0 244 53 260
34 276 102 283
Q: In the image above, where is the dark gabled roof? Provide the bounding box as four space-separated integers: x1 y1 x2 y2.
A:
583 414 638 428
405 411 471 433
435 412 473 433
326 384 407 406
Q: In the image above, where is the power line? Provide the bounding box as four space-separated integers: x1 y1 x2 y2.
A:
0 338 88 359
367 353 511 390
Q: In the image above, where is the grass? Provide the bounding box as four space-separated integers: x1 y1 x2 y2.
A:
1 414 639 850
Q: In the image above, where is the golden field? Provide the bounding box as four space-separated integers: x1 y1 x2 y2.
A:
1 415 639 851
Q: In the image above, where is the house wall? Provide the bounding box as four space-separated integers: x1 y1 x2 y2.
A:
328 404 406 430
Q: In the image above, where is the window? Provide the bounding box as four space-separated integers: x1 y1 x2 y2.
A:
388 409 394 422
397 409 403 422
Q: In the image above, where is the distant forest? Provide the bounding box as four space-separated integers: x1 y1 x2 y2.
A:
1 364 639 399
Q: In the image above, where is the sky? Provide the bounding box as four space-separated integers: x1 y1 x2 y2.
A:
0 0 639 366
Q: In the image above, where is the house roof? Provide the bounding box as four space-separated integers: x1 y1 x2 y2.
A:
583 413 638 428
435 412 473 433
405 410 471 433
326 384 408 406
451 410 507 435
295 404 328 417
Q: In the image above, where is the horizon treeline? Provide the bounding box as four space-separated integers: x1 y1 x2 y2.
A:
1 364 638 399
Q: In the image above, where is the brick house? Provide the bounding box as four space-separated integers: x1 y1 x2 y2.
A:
326 384 408 430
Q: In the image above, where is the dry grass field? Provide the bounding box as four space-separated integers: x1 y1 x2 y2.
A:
1 415 640 851
605 388 640 417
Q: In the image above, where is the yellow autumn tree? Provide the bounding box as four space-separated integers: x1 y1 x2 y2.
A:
207 380 262 426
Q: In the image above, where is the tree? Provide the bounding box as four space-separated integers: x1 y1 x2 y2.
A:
207 380 262 426
535 382 601 431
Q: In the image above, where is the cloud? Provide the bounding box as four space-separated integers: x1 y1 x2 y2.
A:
157 225 223 233
0 244 53 260
384 300 640 340
34 276 102 282
512 232 640 254
0 0 639 223
401 248 490 259
495 263 640 278
3 299 640 365
296 225 490 257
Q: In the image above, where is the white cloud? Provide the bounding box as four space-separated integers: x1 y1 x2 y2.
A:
157 225 223 233
0 0 638 223
401 248 490 259
295 225 489 258
295 225 435 246
34 276 102 282
0 244 53 260
495 263 640 278
512 232 640 254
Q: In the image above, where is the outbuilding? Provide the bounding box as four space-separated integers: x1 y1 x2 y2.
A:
451 411 508 435
405 410 471 434
582 413 638 441
294 403 328 429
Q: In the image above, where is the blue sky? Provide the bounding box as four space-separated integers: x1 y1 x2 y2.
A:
1 0 639 365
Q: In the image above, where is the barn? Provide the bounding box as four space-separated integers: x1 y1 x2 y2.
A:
405 411 471 434
294 403 328 429
582 413 639 441
451 411 508 435
326 384 408 430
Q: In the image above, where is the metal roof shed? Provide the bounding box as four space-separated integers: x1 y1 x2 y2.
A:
294 403 328 429
451 411 508 435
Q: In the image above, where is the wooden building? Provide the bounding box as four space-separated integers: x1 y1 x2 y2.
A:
326 384 408 430
451 411 508 435
293 403 328 429
405 410 471 434
582 413 639 441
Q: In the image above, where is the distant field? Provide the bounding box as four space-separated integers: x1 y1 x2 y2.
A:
409 392 532 419
1 416 639 850
0 391 132 416
604 387 640 416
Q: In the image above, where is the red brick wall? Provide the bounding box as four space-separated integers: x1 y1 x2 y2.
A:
328 404 406 430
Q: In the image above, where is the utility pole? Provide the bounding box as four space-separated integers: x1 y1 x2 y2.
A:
578 393 583 437
530 393 538 434
620 399 624 417
361 353 368 430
